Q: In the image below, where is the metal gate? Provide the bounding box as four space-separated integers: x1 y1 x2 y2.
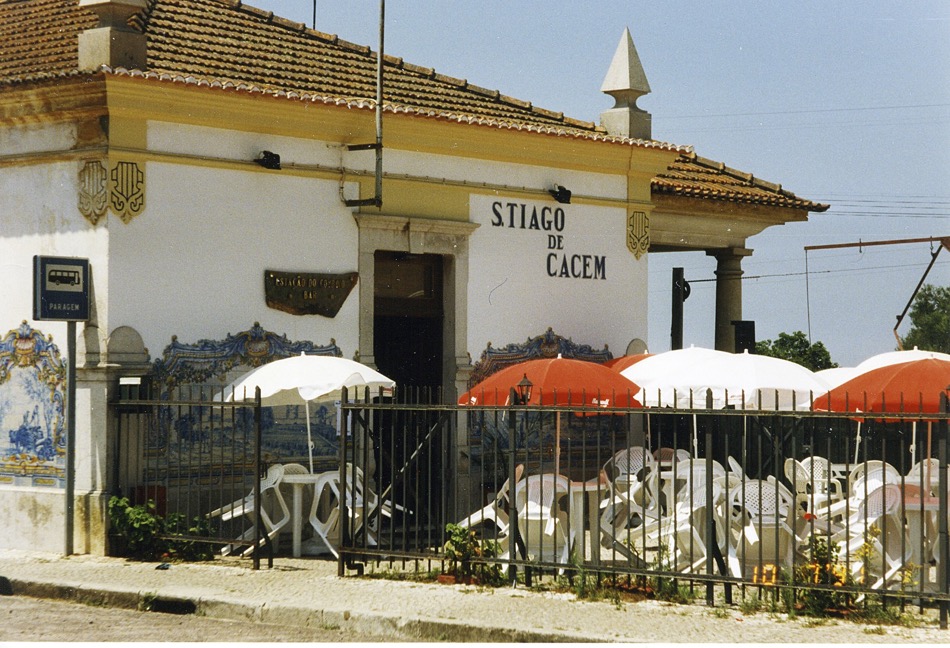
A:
113 381 270 567
336 388 455 573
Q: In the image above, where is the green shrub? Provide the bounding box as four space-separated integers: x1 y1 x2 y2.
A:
108 496 214 562
443 523 505 586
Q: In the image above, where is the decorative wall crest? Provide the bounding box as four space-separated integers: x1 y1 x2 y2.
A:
627 210 649 260
78 160 108 225
109 160 145 223
77 159 147 225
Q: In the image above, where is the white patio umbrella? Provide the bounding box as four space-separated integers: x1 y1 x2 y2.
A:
622 347 830 453
622 348 830 411
217 353 395 472
856 347 950 373
816 366 862 389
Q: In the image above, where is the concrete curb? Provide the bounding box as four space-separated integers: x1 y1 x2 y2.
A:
6 576 595 643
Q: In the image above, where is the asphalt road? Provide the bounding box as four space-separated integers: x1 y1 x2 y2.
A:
0 595 409 643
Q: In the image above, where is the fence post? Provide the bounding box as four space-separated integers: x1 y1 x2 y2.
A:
507 387 519 586
939 389 948 629
339 386 349 577
705 391 715 606
252 386 262 570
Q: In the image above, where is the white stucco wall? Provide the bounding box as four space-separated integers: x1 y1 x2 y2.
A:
106 122 362 359
467 193 649 357
0 132 113 552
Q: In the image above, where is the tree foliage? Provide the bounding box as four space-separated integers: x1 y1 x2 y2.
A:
899 284 950 354
755 330 837 371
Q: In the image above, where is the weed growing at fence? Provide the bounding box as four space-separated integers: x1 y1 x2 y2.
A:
792 537 853 615
108 496 214 562
443 523 506 586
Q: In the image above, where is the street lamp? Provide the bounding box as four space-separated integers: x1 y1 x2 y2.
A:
506 372 534 585
515 373 533 405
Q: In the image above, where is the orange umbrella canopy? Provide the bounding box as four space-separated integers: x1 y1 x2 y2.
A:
813 358 950 416
459 356 642 409
603 353 652 373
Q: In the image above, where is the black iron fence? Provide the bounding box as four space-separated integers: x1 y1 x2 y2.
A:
338 391 950 622
111 384 950 621
112 382 270 567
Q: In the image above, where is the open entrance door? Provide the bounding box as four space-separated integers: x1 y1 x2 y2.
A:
372 252 446 509
373 252 444 394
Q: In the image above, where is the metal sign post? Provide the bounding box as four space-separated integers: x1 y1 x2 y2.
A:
33 256 90 556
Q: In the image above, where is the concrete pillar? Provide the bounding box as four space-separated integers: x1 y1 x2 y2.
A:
706 247 752 352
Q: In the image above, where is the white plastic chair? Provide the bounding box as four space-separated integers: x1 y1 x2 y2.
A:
726 455 747 483
907 458 940 492
785 456 844 516
664 479 730 574
208 463 290 556
457 464 524 537
833 483 908 592
599 448 659 555
727 479 795 580
501 473 572 565
307 463 385 558
848 460 901 499
670 457 728 502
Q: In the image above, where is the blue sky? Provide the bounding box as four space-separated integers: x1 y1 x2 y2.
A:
250 1 950 367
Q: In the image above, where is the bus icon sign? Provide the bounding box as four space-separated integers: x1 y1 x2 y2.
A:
34 256 90 321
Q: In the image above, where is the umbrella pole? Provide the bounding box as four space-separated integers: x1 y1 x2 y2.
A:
854 421 862 465
912 421 918 467
927 421 933 492
692 414 698 457
646 411 652 451
306 400 314 473
555 412 561 477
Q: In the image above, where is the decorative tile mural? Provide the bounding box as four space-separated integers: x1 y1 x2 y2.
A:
148 323 345 477
468 327 613 388
466 329 623 483
0 322 66 487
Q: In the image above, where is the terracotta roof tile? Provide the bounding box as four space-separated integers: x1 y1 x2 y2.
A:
653 153 829 212
0 0 824 211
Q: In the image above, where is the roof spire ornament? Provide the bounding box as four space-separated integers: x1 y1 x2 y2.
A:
78 0 148 71
599 27 652 140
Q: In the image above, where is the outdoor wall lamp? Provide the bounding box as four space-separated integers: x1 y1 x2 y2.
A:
254 150 281 170
549 185 572 204
515 373 534 404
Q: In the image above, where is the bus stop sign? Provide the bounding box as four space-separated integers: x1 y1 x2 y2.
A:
33 256 90 321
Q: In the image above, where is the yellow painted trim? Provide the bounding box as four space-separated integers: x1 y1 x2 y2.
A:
102 75 677 179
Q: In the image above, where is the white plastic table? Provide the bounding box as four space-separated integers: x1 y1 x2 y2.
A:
568 475 607 564
282 472 332 558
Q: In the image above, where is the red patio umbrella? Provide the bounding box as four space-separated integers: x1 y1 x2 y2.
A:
459 356 642 475
812 358 950 481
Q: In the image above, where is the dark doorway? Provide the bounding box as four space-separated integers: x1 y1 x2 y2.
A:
373 252 444 393
372 253 446 517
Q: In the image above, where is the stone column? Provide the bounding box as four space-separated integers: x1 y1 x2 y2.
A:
706 247 752 352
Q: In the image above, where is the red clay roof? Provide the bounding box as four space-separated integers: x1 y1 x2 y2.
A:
655 154 829 212
0 0 827 212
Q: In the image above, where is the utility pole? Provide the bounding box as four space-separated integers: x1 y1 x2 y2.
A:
804 236 950 348
671 267 690 350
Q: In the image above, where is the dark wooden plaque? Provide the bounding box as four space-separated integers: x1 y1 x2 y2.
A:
264 270 359 317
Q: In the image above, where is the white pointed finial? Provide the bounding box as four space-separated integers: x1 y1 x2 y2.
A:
601 27 651 100
600 27 652 139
